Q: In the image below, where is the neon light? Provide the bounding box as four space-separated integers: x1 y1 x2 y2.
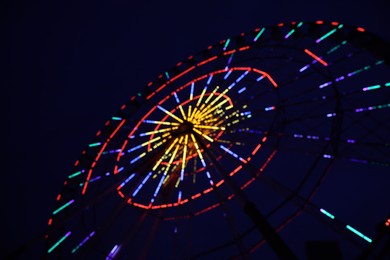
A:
224 70 232 80
357 27 365 32
153 175 166 199
68 170 83 179
207 74 213 85
173 92 187 119
173 92 180 103
88 142 101 147
130 152 146 164
375 60 384 65
191 193 201 199
316 28 337 43
238 46 250 51
355 103 390 112
52 200 74 215
326 113 336 118
335 76 345 82
319 81 332 88
223 38 230 50
196 86 208 107
117 173 136 190
193 128 214 143
256 75 264 81
204 86 219 104
152 138 179 171
253 28 265 42
180 134 188 181
238 87 246 94
128 136 161 153
236 70 249 82
285 29 295 39
163 142 180 175
327 41 347 55
299 64 310 72
79 175 101 186
228 82 236 89
187 105 192 119
144 120 179 126
386 82 390 87
191 134 207 166
112 117 122 120
194 125 225 130
47 231 71 253
346 225 372 243
225 54 234 69
190 82 194 100
165 71 170 79
139 127 177 136
205 171 214 185
265 74 278 87
178 190 182 202
229 165 243 176
157 106 184 123
71 231 95 254
304 49 328 66
363 85 380 91
197 56 217 66
220 145 246 162
107 244 120 259
251 143 262 155
199 97 229 118
132 172 152 197
320 208 335 219
224 49 236 56
265 106 275 111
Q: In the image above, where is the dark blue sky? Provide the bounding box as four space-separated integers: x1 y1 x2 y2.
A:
1 0 390 259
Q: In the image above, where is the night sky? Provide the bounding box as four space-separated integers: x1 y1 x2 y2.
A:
1 0 390 259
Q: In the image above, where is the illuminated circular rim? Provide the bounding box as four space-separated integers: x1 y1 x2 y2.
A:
109 67 278 210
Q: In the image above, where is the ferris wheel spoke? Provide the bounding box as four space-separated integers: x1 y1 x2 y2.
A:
138 126 178 137
143 119 180 126
127 136 163 153
157 105 184 123
190 133 208 169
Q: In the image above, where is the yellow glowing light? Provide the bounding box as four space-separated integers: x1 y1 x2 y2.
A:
194 125 225 131
158 105 184 123
152 138 179 171
193 128 214 142
144 120 180 126
204 86 219 104
142 126 178 136
187 105 192 119
190 134 205 161
196 87 208 107
163 143 180 175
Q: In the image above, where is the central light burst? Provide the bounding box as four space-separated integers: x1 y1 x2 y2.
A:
121 84 237 209
113 68 275 211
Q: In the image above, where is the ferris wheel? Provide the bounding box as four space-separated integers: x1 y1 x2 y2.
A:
45 21 390 259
